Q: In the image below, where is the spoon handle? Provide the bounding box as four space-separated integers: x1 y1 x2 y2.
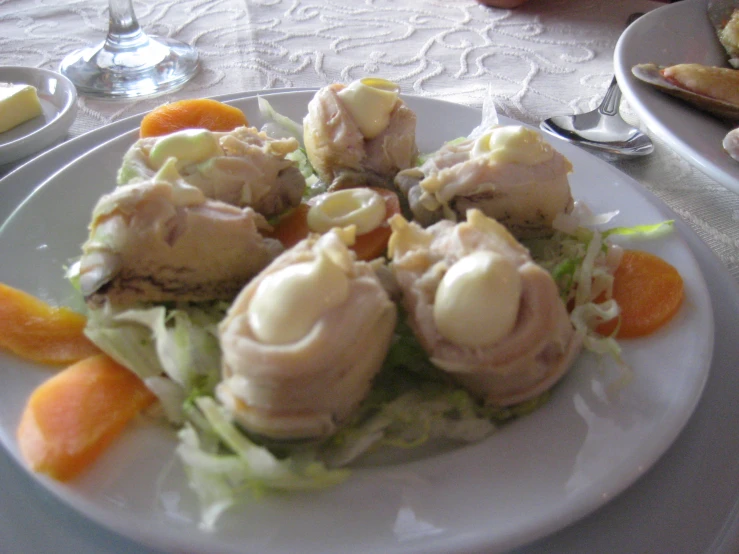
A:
598 77 622 117
598 13 643 117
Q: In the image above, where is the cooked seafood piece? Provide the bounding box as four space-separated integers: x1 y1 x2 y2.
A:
388 209 583 406
631 63 739 121
217 228 397 441
724 127 739 161
708 1 739 68
79 159 282 306
303 78 418 191
118 126 305 218
395 125 574 238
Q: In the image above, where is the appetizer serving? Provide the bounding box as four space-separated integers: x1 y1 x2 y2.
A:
3 80 687 532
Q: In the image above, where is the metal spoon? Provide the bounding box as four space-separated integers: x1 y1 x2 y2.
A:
539 13 654 158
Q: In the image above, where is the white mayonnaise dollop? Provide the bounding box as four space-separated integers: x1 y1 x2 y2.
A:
472 125 554 165
149 129 223 169
247 252 350 344
336 78 400 139
307 188 386 235
433 250 522 346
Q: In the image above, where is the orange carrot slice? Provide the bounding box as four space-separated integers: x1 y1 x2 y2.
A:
139 98 248 138
17 354 156 481
267 187 402 261
597 249 684 338
0 283 100 365
352 188 402 261
267 203 312 251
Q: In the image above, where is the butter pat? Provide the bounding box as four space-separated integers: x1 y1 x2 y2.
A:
0 84 43 134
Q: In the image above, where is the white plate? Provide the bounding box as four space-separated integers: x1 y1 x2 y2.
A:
0 91 715 554
614 0 739 193
0 66 78 166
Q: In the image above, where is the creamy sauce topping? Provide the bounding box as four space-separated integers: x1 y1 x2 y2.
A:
149 129 223 169
472 125 554 165
247 252 350 344
434 250 522 347
307 188 386 235
336 78 400 139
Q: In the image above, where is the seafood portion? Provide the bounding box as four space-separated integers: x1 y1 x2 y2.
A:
632 63 739 121
395 125 574 238
303 78 418 191
217 229 397 441
79 160 282 306
724 127 739 161
708 1 739 68
388 209 582 406
118 126 305 218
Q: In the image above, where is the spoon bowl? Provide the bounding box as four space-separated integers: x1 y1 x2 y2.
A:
540 76 655 159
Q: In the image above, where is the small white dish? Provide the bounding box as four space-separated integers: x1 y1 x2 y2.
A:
0 66 78 166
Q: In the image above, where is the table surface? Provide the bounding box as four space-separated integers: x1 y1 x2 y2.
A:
2 0 739 553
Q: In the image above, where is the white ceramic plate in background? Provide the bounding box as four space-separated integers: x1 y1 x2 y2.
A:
0 91 714 554
614 0 739 193
0 66 78 166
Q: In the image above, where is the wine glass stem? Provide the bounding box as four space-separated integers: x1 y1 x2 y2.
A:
106 0 146 50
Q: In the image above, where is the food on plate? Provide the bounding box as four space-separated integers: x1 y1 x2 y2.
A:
596 249 684 338
17 354 156 481
395 125 574 237
77 160 282 306
4 89 689 530
139 98 248 138
0 282 100 365
661 64 739 106
388 209 583 406
303 78 418 191
631 63 739 121
267 187 402 260
708 1 739 68
217 229 397 441
724 127 739 161
119 126 306 218
0 83 43 134
719 9 739 67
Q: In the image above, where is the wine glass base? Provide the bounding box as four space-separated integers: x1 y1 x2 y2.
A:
60 35 199 99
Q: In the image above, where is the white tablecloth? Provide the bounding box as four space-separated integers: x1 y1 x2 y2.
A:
3 0 739 282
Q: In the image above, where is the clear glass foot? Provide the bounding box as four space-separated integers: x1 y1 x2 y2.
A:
60 0 199 99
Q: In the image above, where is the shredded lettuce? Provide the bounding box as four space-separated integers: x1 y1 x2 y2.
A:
84 303 225 423
526 212 675 363
258 95 322 195
179 397 350 530
257 96 304 144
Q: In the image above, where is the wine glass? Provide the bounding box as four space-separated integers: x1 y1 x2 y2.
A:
60 0 199 99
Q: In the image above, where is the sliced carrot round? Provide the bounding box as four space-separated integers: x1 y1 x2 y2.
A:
0 283 101 365
597 249 684 339
266 187 402 261
139 98 248 138
351 188 401 261
266 203 312 251
17 354 156 481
